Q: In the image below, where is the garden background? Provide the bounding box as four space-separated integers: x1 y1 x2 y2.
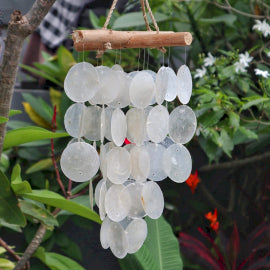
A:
0 0 269 269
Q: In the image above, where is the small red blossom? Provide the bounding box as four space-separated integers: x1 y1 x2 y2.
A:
205 208 219 232
124 138 132 145
186 171 200 194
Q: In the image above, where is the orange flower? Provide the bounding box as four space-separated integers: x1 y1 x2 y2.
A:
205 208 219 232
186 171 200 194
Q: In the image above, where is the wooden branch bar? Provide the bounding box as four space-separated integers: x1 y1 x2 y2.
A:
72 30 192 54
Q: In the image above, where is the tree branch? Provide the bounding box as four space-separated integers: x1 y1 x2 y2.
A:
199 151 270 172
0 0 56 158
0 238 21 262
13 224 47 270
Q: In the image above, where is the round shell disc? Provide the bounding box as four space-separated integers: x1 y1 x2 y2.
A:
60 141 100 182
177 65 192 104
100 216 111 249
155 66 167 104
163 143 192 183
146 105 169 143
106 147 131 184
164 67 177 102
111 108 127 146
126 218 147 254
94 179 105 208
104 107 114 141
145 142 167 181
108 221 128 259
98 180 107 221
108 73 131 108
64 103 86 138
83 105 101 141
105 184 131 222
125 182 146 218
64 62 99 103
89 66 120 105
129 71 155 109
130 145 150 182
141 181 164 219
169 105 197 144
126 108 146 145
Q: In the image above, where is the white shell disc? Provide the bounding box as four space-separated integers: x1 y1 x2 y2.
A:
141 181 164 219
64 62 99 103
111 108 127 146
126 108 146 145
100 216 111 249
145 142 167 182
169 105 197 144
155 66 167 104
125 182 146 218
108 221 128 259
164 67 177 102
108 73 131 108
163 143 192 183
64 103 86 138
104 107 114 141
106 147 131 184
83 105 101 141
146 105 169 143
130 145 150 182
89 66 119 105
126 218 147 254
177 65 192 104
94 179 105 208
129 71 156 109
60 141 100 182
105 184 131 222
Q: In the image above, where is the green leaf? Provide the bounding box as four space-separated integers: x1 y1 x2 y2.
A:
233 126 258 145
0 116 8 124
57 46 76 74
3 126 69 150
198 110 225 128
20 64 63 87
11 164 32 194
89 10 100 29
26 158 53 174
242 97 270 110
20 200 58 227
113 12 168 29
0 218 22 232
217 130 234 157
199 14 237 27
22 190 101 224
35 247 85 270
8 110 22 117
0 170 26 227
22 93 54 124
0 258 15 270
0 153 10 173
120 216 183 270
228 112 240 128
55 231 82 261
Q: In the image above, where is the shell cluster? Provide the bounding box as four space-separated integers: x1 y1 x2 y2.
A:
60 62 196 258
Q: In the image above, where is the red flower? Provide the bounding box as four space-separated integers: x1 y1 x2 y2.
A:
186 171 200 194
205 208 219 232
124 138 132 145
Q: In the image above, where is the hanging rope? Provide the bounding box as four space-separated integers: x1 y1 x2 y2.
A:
145 0 159 33
140 0 151 31
103 0 119 29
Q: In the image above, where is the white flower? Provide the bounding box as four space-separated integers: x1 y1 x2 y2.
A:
203 52 216 67
194 67 206 79
252 19 270 37
254 68 270 78
239 51 253 67
234 61 247 73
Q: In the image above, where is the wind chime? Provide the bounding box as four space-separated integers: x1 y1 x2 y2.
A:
60 0 194 259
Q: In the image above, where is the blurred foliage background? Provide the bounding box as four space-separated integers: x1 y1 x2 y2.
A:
0 0 270 269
